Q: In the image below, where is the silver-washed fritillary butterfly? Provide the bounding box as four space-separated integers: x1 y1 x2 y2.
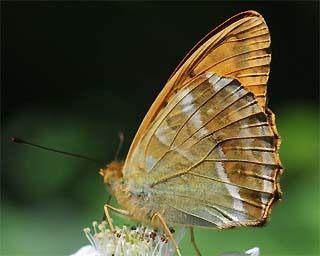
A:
100 10 283 255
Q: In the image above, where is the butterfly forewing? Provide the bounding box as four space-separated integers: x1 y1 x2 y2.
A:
169 14 270 102
127 11 271 156
123 73 281 228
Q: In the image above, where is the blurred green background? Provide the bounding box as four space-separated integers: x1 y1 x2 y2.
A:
1 2 319 256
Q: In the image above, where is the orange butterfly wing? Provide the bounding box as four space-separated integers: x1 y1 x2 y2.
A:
127 10 271 159
118 11 282 228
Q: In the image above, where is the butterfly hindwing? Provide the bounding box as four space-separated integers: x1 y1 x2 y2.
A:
124 73 281 228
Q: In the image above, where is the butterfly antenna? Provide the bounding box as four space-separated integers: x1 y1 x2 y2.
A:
11 137 105 166
114 131 124 161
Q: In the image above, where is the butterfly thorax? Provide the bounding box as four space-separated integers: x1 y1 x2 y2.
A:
100 161 161 226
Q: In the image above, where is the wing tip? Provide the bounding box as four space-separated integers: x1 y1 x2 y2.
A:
239 10 264 17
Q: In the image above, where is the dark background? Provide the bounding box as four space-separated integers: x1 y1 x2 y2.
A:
1 2 319 255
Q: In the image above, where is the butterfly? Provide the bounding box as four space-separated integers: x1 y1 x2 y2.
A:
100 10 283 255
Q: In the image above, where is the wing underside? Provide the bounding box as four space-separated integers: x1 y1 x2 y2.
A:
125 73 281 228
126 11 271 159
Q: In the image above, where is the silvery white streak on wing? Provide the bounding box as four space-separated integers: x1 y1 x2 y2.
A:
154 87 200 162
179 79 213 139
180 93 193 106
154 86 193 147
179 91 204 131
206 72 219 81
154 120 174 146
208 74 233 91
148 83 196 151
216 145 245 215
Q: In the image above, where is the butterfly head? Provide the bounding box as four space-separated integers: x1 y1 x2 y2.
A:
99 160 124 188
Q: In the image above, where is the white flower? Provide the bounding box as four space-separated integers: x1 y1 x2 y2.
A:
71 221 260 256
245 247 259 256
71 245 98 256
219 247 260 256
71 221 186 256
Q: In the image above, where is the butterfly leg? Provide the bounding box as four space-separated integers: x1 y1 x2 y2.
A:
103 204 132 233
102 195 113 221
152 212 182 256
190 227 202 256
103 204 116 232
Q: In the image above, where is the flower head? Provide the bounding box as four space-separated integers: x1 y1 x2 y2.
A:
71 221 186 256
219 247 260 256
71 221 260 256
